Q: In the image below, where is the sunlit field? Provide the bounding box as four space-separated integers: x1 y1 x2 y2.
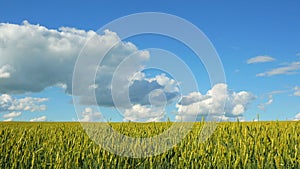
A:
1 121 299 168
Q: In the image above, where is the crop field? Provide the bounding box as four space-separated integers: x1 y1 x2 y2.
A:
0 121 299 168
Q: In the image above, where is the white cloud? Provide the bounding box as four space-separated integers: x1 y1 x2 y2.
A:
293 113 300 121
79 107 102 122
257 62 300 77
147 73 179 93
268 90 287 95
258 95 273 111
0 21 178 108
88 84 98 90
0 94 12 110
30 116 46 122
232 104 245 116
0 21 143 95
56 83 67 90
8 97 48 112
175 83 255 121
0 64 14 78
123 104 165 122
129 71 146 83
97 70 180 109
247 55 275 64
3 118 13 122
0 21 91 93
3 111 21 118
119 73 179 122
293 86 300 96
0 94 48 112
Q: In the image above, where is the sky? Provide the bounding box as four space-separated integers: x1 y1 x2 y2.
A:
0 0 300 122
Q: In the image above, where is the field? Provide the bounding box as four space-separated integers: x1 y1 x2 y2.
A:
0 121 299 168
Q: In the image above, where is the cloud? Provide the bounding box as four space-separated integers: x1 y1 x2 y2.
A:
3 111 21 118
0 21 141 95
0 94 48 112
104 73 179 122
293 86 300 96
256 62 300 77
8 97 48 112
0 21 89 93
30 116 46 122
0 64 14 78
128 73 179 106
79 107 102 122
293 113 300 121
258 95 273 111
147 74 179 93
123 104 165 122
0 21 178 108
3 118 13 122
268 90 287 95
247 56 275 64
175 83 255 121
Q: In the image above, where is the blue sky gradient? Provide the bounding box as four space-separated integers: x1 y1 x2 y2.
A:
0 0 299 121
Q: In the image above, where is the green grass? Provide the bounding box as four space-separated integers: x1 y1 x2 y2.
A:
0 121 299 168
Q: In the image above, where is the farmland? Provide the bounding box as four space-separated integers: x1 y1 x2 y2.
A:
0 121 299 168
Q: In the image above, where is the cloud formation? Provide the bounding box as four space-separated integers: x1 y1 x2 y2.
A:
3 118 13 122
258 95 273 111
293 86 300 96
123 104 165 122
0 64 14 78
0 94 48 121
175 83 255 121
0 21 179 109
247 56 275 64
79 107 102 122
30 116 47 122
293 113 300 121
116 72 179 122
0 94 48 112
257 62 300 77
0 21 90 93
3 111 21 118
128 73 179 106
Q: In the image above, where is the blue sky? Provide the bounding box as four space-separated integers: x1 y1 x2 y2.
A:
0 0 299 122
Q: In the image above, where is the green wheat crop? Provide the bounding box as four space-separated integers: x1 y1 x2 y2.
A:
0 121 299 168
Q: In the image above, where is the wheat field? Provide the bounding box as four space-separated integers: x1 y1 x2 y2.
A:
1 121 299 168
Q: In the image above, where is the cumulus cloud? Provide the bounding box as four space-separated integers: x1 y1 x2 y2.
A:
147 74 179 93
0 21 89 93
0 64 14 78
30 116 47 122
293 86 300 96
0 21 178 108
123 104 165 122
128 73 179 106
175 83 255 121
79 107 102 122
0 94 48 112
3 111 21 118
115 73 179 122
257 62 300 77
293 113 300 121
0 21 138 95
247 56 275 64
90 52 180 108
